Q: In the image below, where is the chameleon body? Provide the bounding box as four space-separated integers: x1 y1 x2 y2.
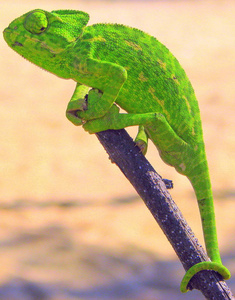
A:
3 9 230 292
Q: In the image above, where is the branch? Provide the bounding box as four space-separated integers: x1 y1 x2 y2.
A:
95 129 234 299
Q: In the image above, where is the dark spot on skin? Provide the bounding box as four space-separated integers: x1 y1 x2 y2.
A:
13 41 23 47
198 198 206 206
168 76 177 81
84 93 88 110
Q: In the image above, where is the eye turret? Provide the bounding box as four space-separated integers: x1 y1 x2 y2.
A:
24 10 48 34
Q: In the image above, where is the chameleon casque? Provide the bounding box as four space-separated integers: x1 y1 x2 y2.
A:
3 9 231 292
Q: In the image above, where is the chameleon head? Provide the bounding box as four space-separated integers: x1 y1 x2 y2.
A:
3 9 89 78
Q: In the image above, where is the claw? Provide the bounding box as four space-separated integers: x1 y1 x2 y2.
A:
66 109 84 126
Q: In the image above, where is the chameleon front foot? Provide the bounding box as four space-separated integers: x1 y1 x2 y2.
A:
180 261 231 293
66 88 102 126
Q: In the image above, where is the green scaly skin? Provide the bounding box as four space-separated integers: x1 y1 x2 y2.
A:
3 9 231 292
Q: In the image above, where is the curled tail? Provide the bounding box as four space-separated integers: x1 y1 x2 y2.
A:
180 262 230 293
181 165 231 292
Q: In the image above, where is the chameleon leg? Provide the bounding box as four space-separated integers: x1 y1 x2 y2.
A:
135 125 148 155
83 104 187 152
66 83 90 126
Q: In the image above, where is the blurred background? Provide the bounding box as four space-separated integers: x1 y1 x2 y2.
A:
0 0 235 299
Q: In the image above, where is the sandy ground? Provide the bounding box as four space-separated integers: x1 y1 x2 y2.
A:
0 0 235 299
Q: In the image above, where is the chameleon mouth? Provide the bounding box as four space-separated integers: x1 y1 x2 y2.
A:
3 27 21 47
3 28 26 49
3 27 11 42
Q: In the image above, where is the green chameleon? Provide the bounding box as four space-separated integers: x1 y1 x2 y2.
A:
3 9 231 292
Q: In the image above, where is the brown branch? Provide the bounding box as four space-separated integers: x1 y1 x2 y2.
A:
95 129 234 299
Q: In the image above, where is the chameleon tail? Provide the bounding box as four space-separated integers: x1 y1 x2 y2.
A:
180 161 231 293
180 262 230 293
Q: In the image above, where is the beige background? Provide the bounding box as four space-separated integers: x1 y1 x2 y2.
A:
0 0 234 299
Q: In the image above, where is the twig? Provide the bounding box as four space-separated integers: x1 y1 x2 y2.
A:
96 129 234 299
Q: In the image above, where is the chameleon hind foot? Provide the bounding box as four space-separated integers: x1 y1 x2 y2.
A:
135 125 148 155
180 261 231 293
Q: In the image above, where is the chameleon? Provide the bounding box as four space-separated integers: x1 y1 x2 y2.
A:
3 9 231 292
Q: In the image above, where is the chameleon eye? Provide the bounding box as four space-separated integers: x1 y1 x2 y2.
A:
24 11 48 34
